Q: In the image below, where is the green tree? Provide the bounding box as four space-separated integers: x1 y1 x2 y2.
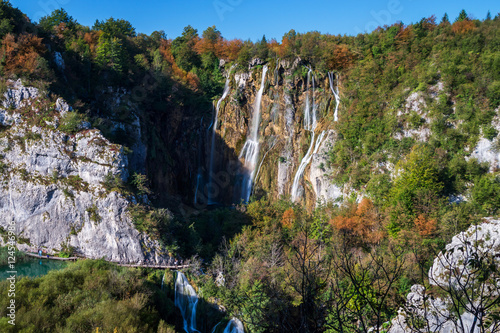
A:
441 13 450 25
96 35 126 73
171 25 200 71
93 17 136 37
456 9 468 22
38 8 76 31
387 145 443 233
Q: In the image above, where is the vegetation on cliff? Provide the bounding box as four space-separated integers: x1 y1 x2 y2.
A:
0 0 500 331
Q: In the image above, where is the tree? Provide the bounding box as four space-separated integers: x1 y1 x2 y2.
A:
171 25 200 71
455 9 468 22
440 13 450 25
93 17 136 37
38 8 76 31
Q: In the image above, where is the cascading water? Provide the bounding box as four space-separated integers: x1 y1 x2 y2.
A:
328 72 340 122
239 65 268 202
303 68 317 131
208 66 235 204
175 272 200 333
223 318 245 333
291 69 325 202
161 273 165 290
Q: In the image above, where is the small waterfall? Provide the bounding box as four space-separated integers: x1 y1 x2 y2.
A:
175 271 200 333
328 72 340 122
239 65 268 202
291 68 325 202
208 67 234 204
161 273 165 290
223 318 245 333
303 68 317 131
211 321 222 333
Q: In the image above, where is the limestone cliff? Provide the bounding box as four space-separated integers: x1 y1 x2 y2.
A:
0 80 168 264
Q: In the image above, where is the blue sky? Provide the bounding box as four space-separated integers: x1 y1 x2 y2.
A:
10 0 499 41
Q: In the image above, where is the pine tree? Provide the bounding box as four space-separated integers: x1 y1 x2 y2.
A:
486 10 492 21
441 13 450 25
456 9 468 22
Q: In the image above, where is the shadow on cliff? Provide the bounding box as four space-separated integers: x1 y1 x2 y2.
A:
145 102 254 258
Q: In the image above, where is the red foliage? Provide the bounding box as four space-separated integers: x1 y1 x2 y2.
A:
159 39 199 89
1 33 46 76
330 198 383 243
327 44 355 71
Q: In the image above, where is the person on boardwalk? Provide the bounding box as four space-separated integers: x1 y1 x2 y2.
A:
38 249 42 257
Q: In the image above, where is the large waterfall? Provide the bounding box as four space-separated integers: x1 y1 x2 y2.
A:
239 65 268 202
328 72 340 122
291 69 325 202
208 68 234 204
175 272 200 333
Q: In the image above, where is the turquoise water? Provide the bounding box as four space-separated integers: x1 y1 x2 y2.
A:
0 257 68 279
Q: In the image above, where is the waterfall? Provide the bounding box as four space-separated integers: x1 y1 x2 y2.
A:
175 272 200 333
211 322 222 333
223 318 245 333
161 273 165 290
208 67 234 204
303 68 317 131
291 131 326 201
291 68 325 202
328 72 340 122
239 65 268 202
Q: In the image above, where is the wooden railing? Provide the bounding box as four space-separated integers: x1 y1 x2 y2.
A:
23 252 189 269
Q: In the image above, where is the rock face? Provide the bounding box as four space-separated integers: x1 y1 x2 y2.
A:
389 218 500 333
204 60 344 208
0 81 168 264
309 130 343 206
470 111 500 172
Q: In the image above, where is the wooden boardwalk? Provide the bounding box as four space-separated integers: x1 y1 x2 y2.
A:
23 252 189 269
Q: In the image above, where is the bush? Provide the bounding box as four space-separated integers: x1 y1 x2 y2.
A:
58 112 86 134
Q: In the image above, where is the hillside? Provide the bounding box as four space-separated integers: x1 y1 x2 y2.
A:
0 2 499 332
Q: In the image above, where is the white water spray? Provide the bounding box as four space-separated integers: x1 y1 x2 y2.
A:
291 69 325 202
239 65 268 202
328 72 340 122
303 68 317 131
208 66 235 204
175 272 200 333
223 318 245 333
161 273 165 290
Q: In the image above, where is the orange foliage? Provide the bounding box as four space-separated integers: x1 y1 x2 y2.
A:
414 214 437 237
83 31 101 54
1 33 46 76
451 20 476 34
159 39 199 89
281 208 295 229
327 44 355 71
218 39 243 61
395 26 413 48
330 198 383 243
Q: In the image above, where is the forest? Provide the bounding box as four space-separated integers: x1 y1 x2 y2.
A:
0 0 500 331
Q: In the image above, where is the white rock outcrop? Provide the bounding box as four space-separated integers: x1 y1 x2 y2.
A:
389 219 500 333
0 81 168 264
309 130 343 206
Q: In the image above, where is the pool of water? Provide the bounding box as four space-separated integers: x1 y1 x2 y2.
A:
0 257 68 280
